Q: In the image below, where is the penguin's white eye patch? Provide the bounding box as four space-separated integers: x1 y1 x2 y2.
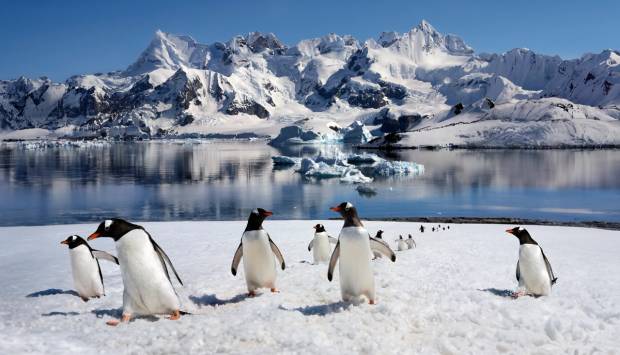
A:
104 220 112 230
345 202 352 210
252 209 259 214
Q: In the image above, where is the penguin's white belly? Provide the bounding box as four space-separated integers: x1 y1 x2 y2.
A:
242 230 277 291
312 233 331 263
397 240 408 251
70 245 104 298
117 230 179 315
518 245 551 296
406 240 414 249
338 227 375 302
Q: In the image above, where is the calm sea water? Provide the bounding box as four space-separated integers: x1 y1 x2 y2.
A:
0 141 619 226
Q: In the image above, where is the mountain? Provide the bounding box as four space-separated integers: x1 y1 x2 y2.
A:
1 20 619 146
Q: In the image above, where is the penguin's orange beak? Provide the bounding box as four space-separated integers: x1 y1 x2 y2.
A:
60 240 69 245
260 210 273 217
330 206 341 212
505 228 515 235
87 232 101 241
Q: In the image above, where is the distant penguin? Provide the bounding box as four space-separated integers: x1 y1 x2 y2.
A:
506 227 558 297
60 235 118 302
406 234 416 249
419 225 425 233
371 230 384 259
447 226 450 230
88 219 183 326
328 202 395 304
231 208 285 296
432 227 435 232
308 224 337 264
397 236 408 251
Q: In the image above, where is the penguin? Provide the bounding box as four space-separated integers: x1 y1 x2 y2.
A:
88 218 183 326
396 235 408 251
307 224 337 264
60 235 118 302
419 225 425 233
506 227 558 297
231 208 285 296
371 230 384 259
327 202 395 304
406 234 416 249
432 227 435 232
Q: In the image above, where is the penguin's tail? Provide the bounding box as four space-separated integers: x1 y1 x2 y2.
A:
551 277 558 285
180 310 192 316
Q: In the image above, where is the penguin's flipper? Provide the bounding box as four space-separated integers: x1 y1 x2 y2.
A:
328 236 338 244
268 236 286 270
231 242 243 276
541 249 558 285
149 237 183 286
327 241 340 282
515 261 520 282
307 240 314 252
92 250 119 264
369 237 396 262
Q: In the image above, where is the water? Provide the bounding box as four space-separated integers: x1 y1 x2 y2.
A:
1 141 619 226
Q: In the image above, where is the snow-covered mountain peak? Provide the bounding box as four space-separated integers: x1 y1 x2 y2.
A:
125 30 201 75
245 32 287 53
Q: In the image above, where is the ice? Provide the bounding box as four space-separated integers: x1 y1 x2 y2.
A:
339 168 373 184
271 156 301 166
268 126 322 147
372 160 425 176
341 121 373 144
345 152 382 164
1 221 619 354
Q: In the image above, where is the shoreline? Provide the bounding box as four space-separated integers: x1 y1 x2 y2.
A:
1 216 618 231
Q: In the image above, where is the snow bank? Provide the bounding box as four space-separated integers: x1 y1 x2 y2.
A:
1 221 619 354
14 140 111 150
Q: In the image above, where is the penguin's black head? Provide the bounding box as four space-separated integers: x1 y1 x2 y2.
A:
408 234 412 239
375 230 384 239
505 226 537 245
88 218 141 242
399 235 403 240
330 202 362 227
60 235 88 249
245 208 273 231
313 224 326 233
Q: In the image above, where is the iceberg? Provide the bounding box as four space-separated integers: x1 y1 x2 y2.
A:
372 160 425 176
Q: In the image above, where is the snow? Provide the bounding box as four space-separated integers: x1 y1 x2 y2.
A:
1 220 619 354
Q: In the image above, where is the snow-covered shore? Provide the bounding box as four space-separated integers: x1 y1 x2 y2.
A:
1 220 619 354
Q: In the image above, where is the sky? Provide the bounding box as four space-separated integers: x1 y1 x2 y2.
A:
1 0 619 81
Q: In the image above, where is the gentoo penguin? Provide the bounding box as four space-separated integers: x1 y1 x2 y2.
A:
419 225 425 233
432 227 435 232
397 235 408 251
307 224 337 264
231 208 285 296
371 230 384 259
327 202 395 304
60 235 118 302
406 234 416 249
88 219 183 325
506 227 558 297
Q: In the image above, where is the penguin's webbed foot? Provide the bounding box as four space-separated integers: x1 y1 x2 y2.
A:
106 313 131 326
248 290 257 297
511 290 527 299
369 299 376 305
168 310 180 321
270 288 280 293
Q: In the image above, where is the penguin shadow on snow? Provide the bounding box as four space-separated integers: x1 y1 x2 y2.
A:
279 301 351 316
26 288 80 298
91 308 159 322
189 293 250 307
41 311 80 317
478 288 515 298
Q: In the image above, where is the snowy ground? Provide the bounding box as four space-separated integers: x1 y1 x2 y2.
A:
1 220 619 354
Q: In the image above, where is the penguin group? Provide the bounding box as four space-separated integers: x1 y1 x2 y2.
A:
57 201 557 325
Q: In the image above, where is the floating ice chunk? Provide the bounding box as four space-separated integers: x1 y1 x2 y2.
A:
269 125 322 147
346 153 382 164
341 121 373 144
271 156 301 166
340 168 373 184
355 184 377 196
372 160 425 176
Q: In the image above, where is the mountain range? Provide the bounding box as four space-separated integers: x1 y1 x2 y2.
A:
1 20 619 146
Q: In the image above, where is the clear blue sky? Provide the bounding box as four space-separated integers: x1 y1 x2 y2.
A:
1 0 618 81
